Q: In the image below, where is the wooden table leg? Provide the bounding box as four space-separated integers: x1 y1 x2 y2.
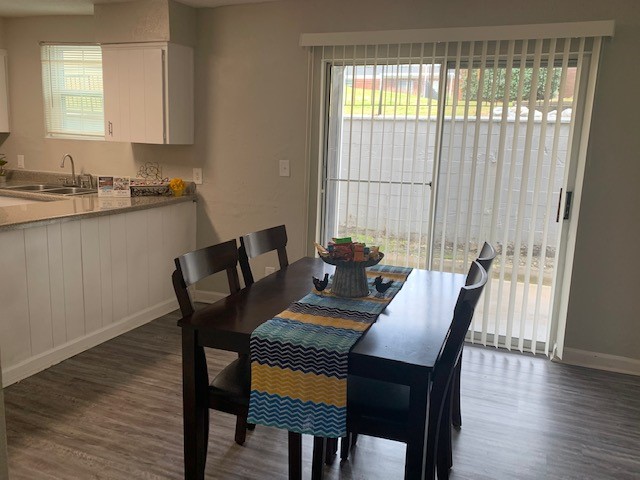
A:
288 432 302 480
405 379 429 480
182 328 209 480
325 437 338 464
312 437 326 480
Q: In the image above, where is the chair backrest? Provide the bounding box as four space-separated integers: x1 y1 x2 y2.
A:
172 239 241 317
431 261 488 410
238 225 288 286
476 241 496 273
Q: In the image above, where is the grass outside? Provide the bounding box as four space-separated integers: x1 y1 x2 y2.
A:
339 227 556 286
342 86 572 118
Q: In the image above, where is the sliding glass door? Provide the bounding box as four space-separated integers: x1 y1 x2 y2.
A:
318 38 600 355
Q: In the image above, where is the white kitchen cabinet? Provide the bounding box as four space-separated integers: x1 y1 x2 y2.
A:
102 42 193 144
0 50 10 133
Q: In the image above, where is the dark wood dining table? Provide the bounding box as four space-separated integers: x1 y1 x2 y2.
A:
178 256 465 480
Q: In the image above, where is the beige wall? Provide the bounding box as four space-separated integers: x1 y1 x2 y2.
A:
0 0 637 360
94 0 196 46
95 0 170 44
196 0 640 360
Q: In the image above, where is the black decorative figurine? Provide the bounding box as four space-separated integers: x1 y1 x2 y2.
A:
373 275 394 295
313 273 329 292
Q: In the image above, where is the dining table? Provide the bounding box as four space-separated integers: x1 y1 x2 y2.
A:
178 256 466 480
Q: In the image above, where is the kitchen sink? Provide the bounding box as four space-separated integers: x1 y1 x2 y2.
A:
1 184 97 196
3 184 62 191
44 187 97 195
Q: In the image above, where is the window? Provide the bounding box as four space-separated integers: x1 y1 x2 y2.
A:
41 44 104 139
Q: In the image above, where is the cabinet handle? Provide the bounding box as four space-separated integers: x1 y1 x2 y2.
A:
108 121 113 136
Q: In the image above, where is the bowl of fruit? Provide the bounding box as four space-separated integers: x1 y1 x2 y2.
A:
314 238 383 297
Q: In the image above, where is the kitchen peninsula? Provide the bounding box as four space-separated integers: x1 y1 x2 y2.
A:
0 187 196 386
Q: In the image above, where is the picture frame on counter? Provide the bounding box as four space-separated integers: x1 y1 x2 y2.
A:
98 176 131 197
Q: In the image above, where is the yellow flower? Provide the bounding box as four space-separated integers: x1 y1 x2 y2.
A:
169 178 185 191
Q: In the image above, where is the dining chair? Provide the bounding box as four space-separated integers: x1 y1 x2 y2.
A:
238 224 289 286
451 241 497 429
339 261 488 480
173 239 253 446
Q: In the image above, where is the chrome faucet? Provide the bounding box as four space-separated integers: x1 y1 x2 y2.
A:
60 154 76 186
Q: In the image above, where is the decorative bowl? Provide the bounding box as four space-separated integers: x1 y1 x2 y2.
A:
320 253 384 297
319 252 384 268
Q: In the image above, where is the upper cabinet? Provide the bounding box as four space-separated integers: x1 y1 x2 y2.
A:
0 50 10 133
102 43 193 145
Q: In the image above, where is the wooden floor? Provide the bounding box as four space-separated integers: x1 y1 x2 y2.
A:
4 310 640 479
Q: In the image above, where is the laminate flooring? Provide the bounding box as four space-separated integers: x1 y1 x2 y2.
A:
4 311 640 479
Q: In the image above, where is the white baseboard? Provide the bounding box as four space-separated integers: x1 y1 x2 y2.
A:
194 289 226 304
559 347 640 377
2 299 179 387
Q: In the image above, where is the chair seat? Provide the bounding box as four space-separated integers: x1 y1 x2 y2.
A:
209 355 251 406
348 375 410 419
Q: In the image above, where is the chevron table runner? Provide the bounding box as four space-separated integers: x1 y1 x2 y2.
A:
247 264 412 438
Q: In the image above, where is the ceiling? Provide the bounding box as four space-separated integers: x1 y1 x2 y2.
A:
0 0 276 17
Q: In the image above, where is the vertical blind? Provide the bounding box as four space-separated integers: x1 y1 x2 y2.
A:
306 24 610 356
41 44 104 139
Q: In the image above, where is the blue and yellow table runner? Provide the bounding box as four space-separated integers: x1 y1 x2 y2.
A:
248 264 412 438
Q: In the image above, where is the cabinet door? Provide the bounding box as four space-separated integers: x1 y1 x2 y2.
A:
103 46 165 144
0 50 9 133
129 47 165 144
102 47 130 142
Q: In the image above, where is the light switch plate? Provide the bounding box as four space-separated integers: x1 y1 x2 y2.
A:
17 155 25 169
279 160 290 177
193 168 203 184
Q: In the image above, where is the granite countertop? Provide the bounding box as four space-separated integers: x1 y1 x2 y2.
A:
0 181 196 232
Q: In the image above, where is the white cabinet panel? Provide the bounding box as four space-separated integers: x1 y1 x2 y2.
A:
98 217 114 326
147 207 165 306
47 223 67 347
127 48 146 143
102 42 193 145
61 222 85 340
125 210 149 315
0 230 30 366
141 48 164 144
161 203 194 300
24 227 53 356
81 218 102 333
161 205 179 300
109 214 128 321
102 47 128 142
0 50 9 133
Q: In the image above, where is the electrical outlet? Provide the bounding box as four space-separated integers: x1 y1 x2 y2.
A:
17 154 25 169
279 160 290 177
193 168 203 184
265 266 276 276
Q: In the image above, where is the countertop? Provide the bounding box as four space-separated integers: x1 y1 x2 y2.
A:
0 183 196 232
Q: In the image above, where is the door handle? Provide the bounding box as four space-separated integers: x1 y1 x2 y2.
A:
563 191 573 220
556 188 573 222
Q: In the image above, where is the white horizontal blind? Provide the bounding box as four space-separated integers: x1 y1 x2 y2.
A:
41 44 104 139
315 34 606 355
